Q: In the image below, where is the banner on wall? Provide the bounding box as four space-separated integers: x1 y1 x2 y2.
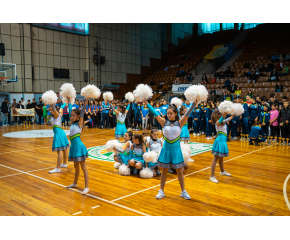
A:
12 108 35 117
172 84 192 93
204 44 234 62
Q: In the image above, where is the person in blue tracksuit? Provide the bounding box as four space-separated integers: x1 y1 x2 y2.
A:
249 121 266 146
249 97 261 130
225 114 232 142
192 105 201 136
205 102 213 139
199 102 207 134
183 100 192 130
238 97 250 138
161 101 169 120
102 100 110 129
231 115 240 140
259 105 270 137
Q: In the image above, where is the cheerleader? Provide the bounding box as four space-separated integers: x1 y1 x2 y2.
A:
210 110 234 183
114 131 133 166
146 129 162 176
179 105 191 144
48 102 70 173
66 99 89 195
129 134 146 175
144 99 196 200
110 102 130 140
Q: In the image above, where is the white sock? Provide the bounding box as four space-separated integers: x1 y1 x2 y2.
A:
66 183 77 188
82 188 89 195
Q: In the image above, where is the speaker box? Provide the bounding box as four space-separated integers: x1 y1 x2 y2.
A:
0 43 5 56
100 56 105 65
93 55 98 65
84 71 88 82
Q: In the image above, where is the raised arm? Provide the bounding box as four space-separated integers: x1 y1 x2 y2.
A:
51 104 59 119
79 99 88 128
109 102 119 115
125 104 130 114
179 103 196 128
143 100 166 127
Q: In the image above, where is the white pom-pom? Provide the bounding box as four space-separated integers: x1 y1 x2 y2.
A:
106 140 122 152
103 91 114 101
143 151 158 163
125 92 135 102
59 83 76 103
119 164 131 176
133 84 153 102
81 84 101 99
218 100 235 114
139 168 154 178
114 162 121 169
233 103 244 116
170 97 183 108
181 142 191 164
42 90 58 105
184 84 208 103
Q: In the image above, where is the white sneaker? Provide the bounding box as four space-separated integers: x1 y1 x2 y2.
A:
60 164 67 168
180 190 191 200
206 137 211 139
48 168 61 173
158 130 161 132
156 189 165 199
193 133 196 136
209 176 219 183
209 137 213 139
197 133 200 136
82 188 90 195
202 131 205 135
66 183 77 188
220 171 231 176
213 135 217 139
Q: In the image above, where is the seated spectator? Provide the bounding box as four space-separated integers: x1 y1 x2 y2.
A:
271 52 279 62
222 77 231 91
216 86 223 98
201 79 207 85
285 52 290 61
211 77 216 84
255 68 260 76
186 73 193 82
214 70 220 79
266 62 274 72
169 93 174 103
157 83 163 89
224 90 234 101
176 67 186 77
230 81 237 93
220 68 225 79
201 73 208 83
244 61 250 68
230 68 234 78
174 77 180 84
244 90 254 101
242 68 254 77
235 86 241 97
267 68 279 82
277 60 284 71
248 72 257 83
275 83 283 92
279 64 289 76
149 80 156 86
279 54 284 62
182 55 189 60
162 89 167 96
210 90 216 100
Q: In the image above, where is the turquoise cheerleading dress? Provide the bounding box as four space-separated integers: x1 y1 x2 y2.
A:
130 144 145 167
116 140 132 165
51 113 69 152
147 139 162 169
114 112 127 138
180 115 190 141
158 121 185 169
211 117 231 157
68 122 88 162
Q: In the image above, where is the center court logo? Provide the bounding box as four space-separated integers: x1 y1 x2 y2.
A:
87 142 213 162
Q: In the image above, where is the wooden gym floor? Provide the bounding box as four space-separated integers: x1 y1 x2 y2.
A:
0 124 289 216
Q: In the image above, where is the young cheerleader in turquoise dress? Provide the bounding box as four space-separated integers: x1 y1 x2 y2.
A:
110 102 130 140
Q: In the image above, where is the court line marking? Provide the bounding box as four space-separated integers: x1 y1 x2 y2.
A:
283 174 290 211
112 146 270 202
0 163 150 216
92 205 100 209
72 211 82 215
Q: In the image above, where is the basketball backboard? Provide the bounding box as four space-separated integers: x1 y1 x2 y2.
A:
0 63 17 85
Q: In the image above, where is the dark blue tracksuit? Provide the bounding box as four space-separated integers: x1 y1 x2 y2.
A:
249 125 266 142
199 105 206 133
260 111 270 137
249 103 261 129
231 116 240 137
102 102 110 128
205 106 212 137
242 102 250 134
192 108 201 134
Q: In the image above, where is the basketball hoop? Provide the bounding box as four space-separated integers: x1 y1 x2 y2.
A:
0 77 8 85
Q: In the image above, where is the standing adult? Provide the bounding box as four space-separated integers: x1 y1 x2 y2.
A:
35 97 44 125
102 99 110 129
30 99 37 124
1 98 9 126
11 99 19 125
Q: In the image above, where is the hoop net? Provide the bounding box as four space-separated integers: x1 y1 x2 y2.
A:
0 77 8 85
